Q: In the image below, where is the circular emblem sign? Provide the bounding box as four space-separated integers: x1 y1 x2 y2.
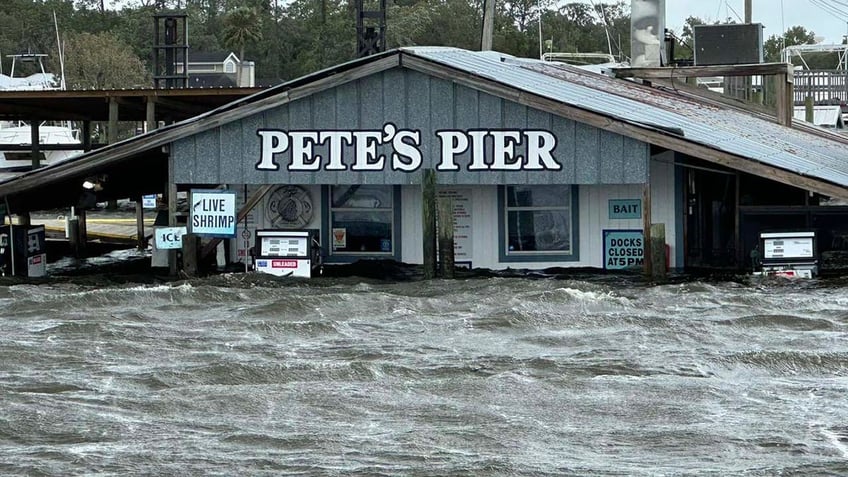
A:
266 185 313 228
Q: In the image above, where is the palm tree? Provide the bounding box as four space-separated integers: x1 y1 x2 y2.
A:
222 7 263 85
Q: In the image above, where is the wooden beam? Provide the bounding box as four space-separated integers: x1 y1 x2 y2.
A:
30 122 40 169
775 72 794 126
422 168 437 279
108 98 119 145
136 196 145 250
610 62 794 80
167 156 177 277
146 98 157 131
643 183 652 277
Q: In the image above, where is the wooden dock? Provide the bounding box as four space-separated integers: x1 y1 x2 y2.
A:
32 214 156 244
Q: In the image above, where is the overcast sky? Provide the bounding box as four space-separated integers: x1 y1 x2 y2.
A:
578 0 848 44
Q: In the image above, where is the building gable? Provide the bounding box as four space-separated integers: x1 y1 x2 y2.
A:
172 67 649 186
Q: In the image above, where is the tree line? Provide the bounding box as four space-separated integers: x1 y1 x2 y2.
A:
0 0 837 91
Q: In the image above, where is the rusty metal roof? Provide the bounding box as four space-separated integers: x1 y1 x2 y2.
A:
404 47 848 191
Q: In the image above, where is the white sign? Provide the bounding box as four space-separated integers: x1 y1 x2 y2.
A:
332 228 347 249
142 194 158 209
763 238 814 259
155 226 187 250
437 188 473 262
190 190 237 237
255 124 561 173
27 253 46 278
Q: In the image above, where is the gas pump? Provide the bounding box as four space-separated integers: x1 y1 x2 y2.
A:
254 229 321 278
753 231 818 278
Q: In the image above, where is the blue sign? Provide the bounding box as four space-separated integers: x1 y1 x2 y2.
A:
603 230 644 270
609 199 641 219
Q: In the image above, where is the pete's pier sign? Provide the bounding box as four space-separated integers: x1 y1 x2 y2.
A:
256 123 561 172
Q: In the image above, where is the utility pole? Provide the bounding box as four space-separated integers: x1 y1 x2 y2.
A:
481 0 495 50
745 0 752 23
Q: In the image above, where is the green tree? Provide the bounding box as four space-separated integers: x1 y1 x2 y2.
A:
61 31 150 89
222 5 263 82
764 25 816 63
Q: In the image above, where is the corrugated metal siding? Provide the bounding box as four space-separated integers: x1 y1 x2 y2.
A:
172 68 649 185
404 47 848 191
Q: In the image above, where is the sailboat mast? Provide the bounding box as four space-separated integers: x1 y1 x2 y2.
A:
53 10 66 90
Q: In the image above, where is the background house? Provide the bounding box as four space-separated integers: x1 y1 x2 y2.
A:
177 51 255 88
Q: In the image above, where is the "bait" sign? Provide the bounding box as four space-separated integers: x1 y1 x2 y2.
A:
255 124 561 173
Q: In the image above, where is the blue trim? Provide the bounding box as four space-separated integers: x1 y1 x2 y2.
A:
674 153 685 269
498 185 580 263
322 185 402 264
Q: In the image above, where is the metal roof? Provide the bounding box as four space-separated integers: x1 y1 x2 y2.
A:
402 47 848 193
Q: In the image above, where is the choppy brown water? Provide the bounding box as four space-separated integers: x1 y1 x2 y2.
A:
2 251 848 475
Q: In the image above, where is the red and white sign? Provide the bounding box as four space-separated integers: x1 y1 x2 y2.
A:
271 259 298 269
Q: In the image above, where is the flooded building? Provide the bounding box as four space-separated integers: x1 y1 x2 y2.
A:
2 47 848 275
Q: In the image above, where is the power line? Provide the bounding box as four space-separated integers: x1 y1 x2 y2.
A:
724 1 743 23
809 0 848 20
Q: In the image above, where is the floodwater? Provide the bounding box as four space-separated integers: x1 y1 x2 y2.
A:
2 251 848 476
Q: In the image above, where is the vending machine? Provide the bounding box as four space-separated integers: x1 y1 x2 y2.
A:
254 229 321 278
0 225 47 277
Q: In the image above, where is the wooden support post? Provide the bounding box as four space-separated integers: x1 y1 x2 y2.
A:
167 157 178 277
734 172 741 267
437 196 455 278
77 208 88 256
82 121 92 151
642 183 653 278
805 96 814 124
30 121 40 169
108 98 119 144
145 98 157 132
107 99 120 210
181 233 200 278
422 169 437 279
774 71 794 126
67 217 80 257
136 196 145 250
650 223 666 279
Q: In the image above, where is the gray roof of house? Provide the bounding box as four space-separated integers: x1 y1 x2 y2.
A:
403 47 848 190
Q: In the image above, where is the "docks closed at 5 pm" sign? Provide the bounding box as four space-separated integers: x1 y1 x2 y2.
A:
603 230 644 270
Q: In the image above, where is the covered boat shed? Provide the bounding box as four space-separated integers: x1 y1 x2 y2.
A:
2 47 848 274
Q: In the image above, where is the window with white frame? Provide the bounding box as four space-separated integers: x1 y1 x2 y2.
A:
503 185 576 259
329 185 394 255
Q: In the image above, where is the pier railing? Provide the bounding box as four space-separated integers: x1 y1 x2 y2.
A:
793 70 848 105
